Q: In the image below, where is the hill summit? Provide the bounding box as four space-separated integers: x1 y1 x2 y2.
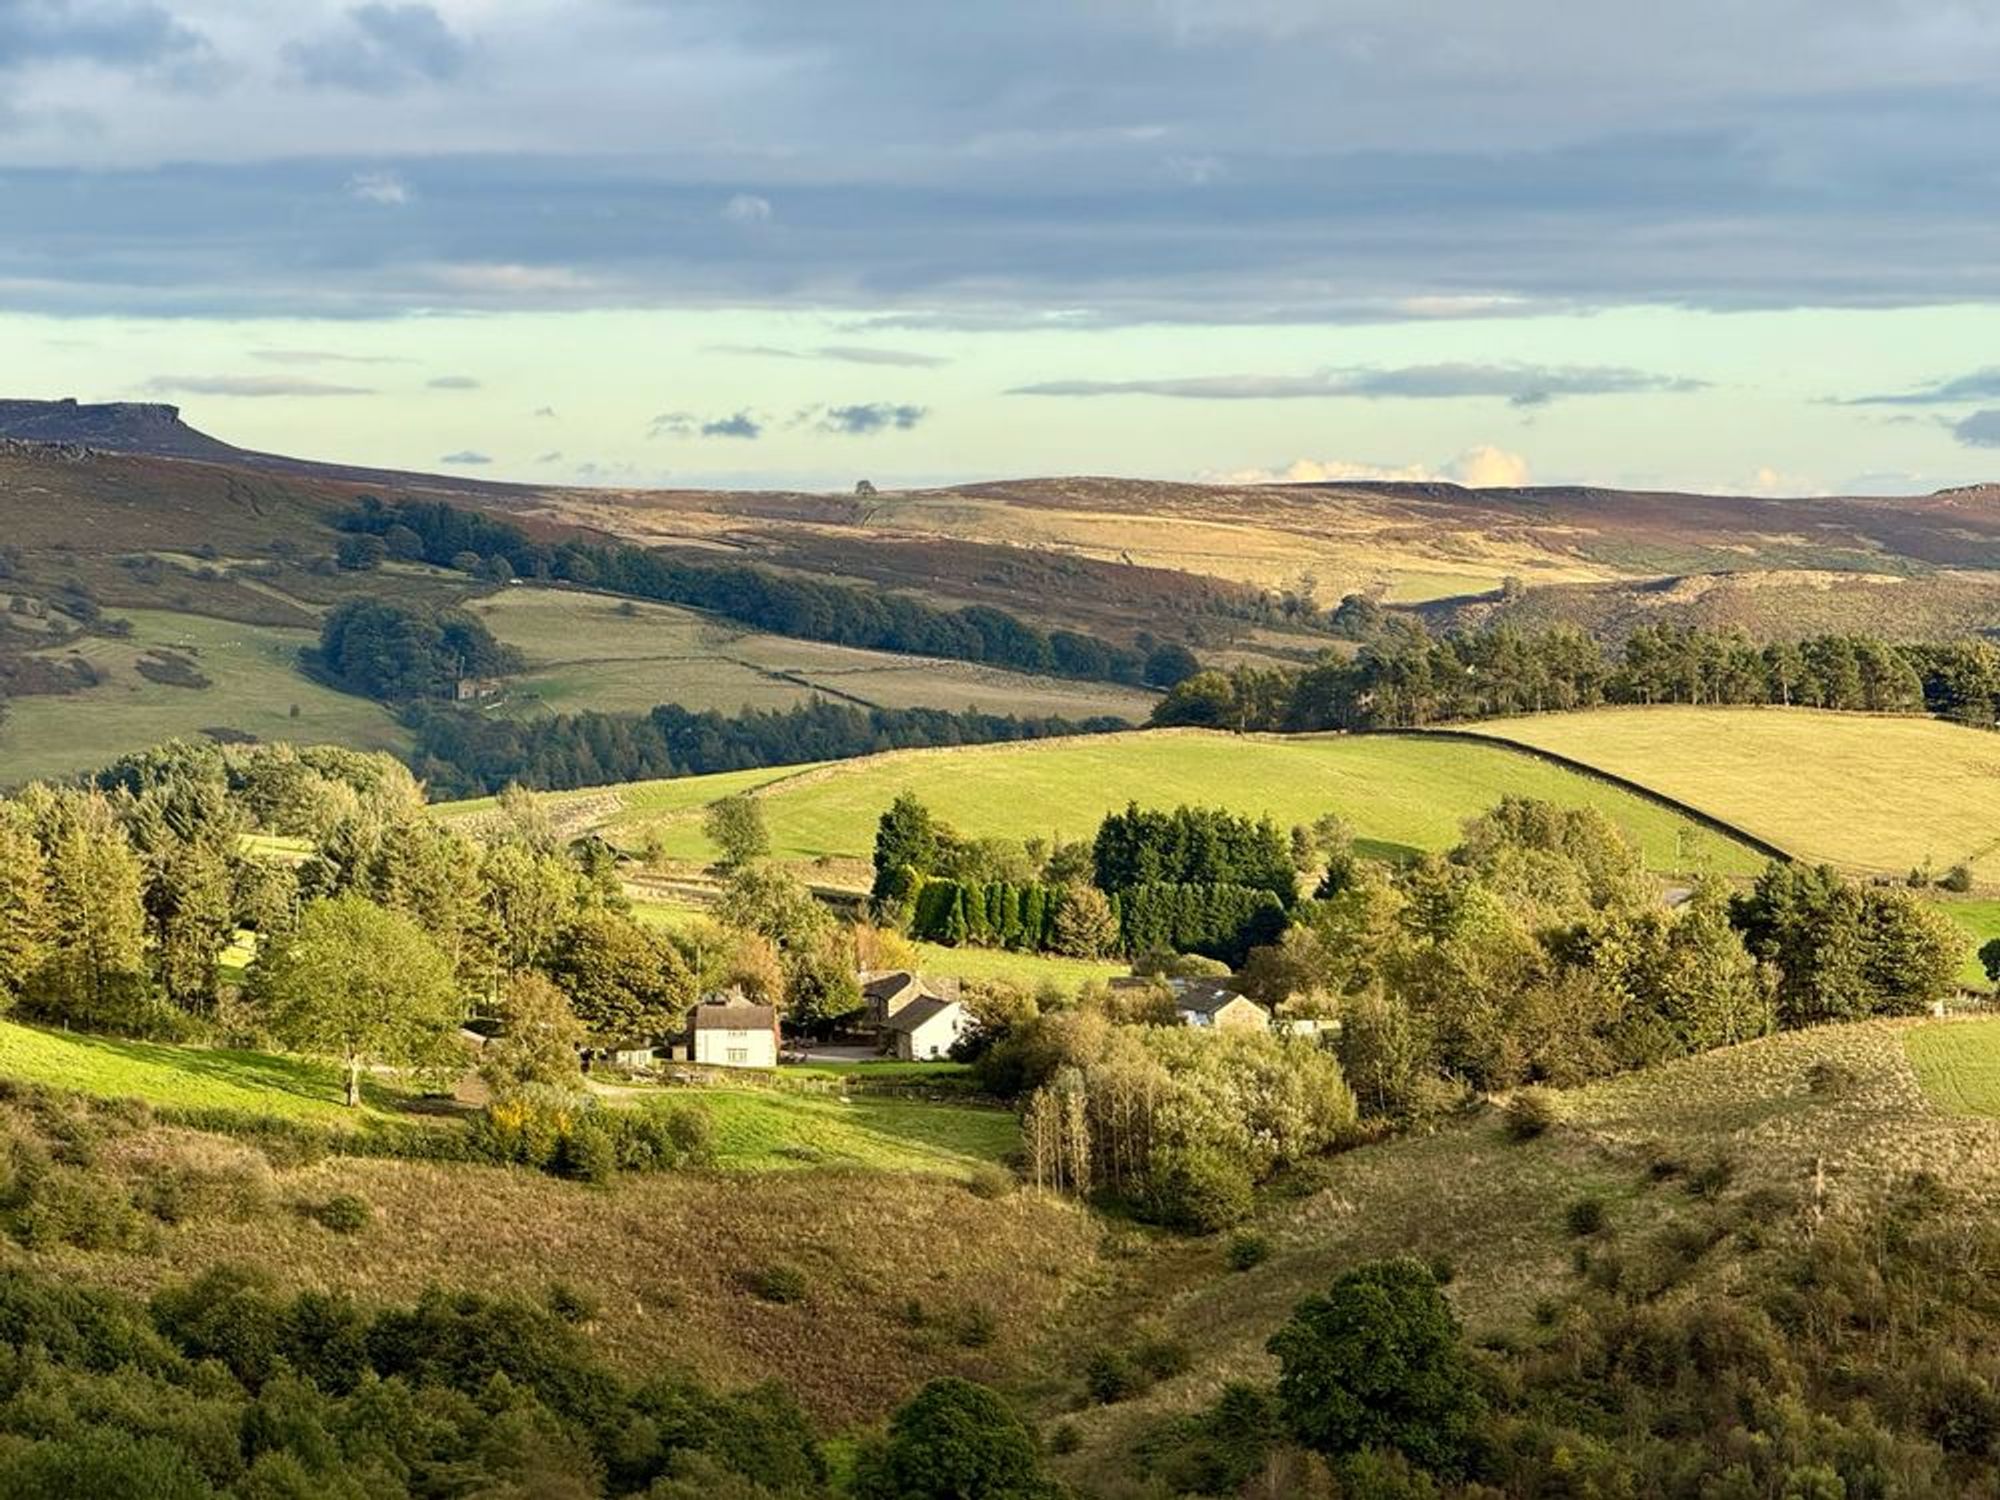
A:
0 397 247 463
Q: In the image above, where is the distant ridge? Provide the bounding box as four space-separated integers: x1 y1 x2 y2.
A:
0 397 529 497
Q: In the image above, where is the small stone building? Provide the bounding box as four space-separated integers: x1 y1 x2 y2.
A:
688 997 780 1069
883 996 972 1061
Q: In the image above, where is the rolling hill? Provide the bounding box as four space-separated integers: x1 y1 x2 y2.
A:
436 726 1770 883
1471 706 2000 883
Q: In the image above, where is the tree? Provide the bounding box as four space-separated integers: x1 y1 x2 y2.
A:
0 804 49 1007
336 534 387 571
1267 1257 1485 1476
550 913 694 1045
704 794 770 870
851 1378 1057 1500
479 972 586 1096
1051 883 1119 958
716 864 830 951
252 894 463 1107
1143 643 1201 689
33 789 149 1024
783 932 863 1035
1982 936 2000 987
873 793 940 899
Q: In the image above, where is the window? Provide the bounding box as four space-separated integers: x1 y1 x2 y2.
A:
726 1047 749 1064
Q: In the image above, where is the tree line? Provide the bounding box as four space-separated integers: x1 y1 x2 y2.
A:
873 796 1300 966
311 597 522 702
1154 622 2000 732
337 494 1200 689
405 698 1131 799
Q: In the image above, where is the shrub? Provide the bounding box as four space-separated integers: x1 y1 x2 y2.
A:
1133 1333 1193 1382
1226 1231 1272 1272
1941 863 1975 893
140 1151 275 1226
743 1263 809 1305
953 1304 998 1348
1141 1146 1254 1234
546 1281 601 1325
315 1193 372 1235
1505 1087 1559 1141
1806 1058 1861 1095
555 1123 618 1186
1049 1422 1082 1456
1565 1196 1608 1237
610 1102 712 1171
1687 1154 1737 1200
1086 1347 1144 1404
964 1162 1015 1200
7 1166 155 1253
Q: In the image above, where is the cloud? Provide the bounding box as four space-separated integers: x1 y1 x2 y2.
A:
0 0 209 73
286 3 467 94
438 449 491 465
143 374 372 397
1841 368 2000 406
706 342 949 369
251 348 406 366
532 406 556 418
427 374 480 389
1952 410 2000 448
426 262 595 296
812 402 927 435
1212 446 1532 488
722 193 773 224
347 170 411 205
701 411 762 439
1011 363 1704 405
648 412 694 439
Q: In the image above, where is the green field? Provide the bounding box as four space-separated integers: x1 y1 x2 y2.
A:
468 586 1155 722
0 609 407 786
0 1020 411 1123
1941 899 2000 988
1480 706 2000 883
570 729 1764 879
1907 1019 2000 1116
683 1088 1016 1173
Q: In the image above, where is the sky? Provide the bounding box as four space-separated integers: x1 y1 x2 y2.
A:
4 1 2000 494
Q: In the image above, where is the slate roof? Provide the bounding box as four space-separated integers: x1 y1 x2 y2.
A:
884 996 959 1033
692 1003 777 1031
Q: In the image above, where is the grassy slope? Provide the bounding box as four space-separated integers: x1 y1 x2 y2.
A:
468 586 1156 722
1943 898 2000 988
689 1089 1015 1172
1906 1017 2000 1115
1479 706 2000 882
599 730 1764 879
0 1021 411 1123
1055 1017 2000 1486
0 608 406 786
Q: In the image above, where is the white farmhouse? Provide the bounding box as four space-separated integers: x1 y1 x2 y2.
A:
883 996 972 1061
689 998 780 1069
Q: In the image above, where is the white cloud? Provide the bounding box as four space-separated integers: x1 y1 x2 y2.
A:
142 373 371 397
346 170 411 205
1209 445 1532 488
427 262 595 295
722 193 773 224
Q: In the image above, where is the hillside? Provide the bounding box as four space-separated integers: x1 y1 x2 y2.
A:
1051 1014 2000 1489
1471 706 2000 884
437 727 1770 882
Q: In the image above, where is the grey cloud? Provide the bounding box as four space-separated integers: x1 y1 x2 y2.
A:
428 374 480 389
706 343 949 368
143 374 372 397
286 3 466 94
701 411 763 439
439 449 491 465
0 0 208 71
533 406 556 418
252 348 406 366
648 412 695 438
1009 364 1704 405
1952 411 2000 448
815 402 927 434
1843 369 2000 406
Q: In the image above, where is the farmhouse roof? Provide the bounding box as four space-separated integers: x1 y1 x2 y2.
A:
1173 979 1253 1017
884 996 959 1033
692 1002 777 1032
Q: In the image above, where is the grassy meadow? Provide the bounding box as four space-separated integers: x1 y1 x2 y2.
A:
0 608 407 786
1905 1018 2000 1116
510 729 1765 881
1480 706 2000 883
466 586 1156 721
